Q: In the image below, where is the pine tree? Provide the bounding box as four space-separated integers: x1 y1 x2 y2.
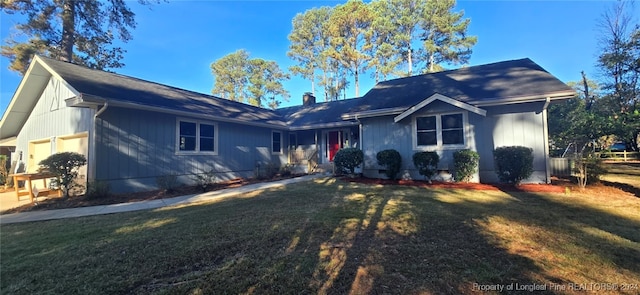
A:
1 0 155 74
211 50 290 109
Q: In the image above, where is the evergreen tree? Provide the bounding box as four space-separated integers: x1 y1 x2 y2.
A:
211 50 290 109
420 0 477 73
287 6 342 101
327 0 373 97
596 0 640 149
247 59 290 109
1 0 155 74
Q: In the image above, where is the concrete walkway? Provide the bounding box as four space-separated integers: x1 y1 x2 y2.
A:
0 174 325 225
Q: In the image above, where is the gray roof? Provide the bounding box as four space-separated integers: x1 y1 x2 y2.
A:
31 57 574 131
276 98 361 128
349 58 575 114
39 56 288 128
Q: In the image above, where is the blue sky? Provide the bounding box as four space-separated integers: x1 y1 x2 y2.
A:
1 0 637 118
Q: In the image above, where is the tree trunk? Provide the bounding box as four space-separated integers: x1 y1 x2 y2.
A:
429 52 435 73
407 46 413 76
354 67 359 97
60 0 75 62
323 71 328 101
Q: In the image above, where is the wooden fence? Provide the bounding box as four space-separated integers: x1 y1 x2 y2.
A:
595 151 640 162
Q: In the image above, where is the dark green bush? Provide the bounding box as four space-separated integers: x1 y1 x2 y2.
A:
376 149 402 180
39 152 87 198
334 148 363 175
493 146 534 184
453 149 480 182
412 151 439 182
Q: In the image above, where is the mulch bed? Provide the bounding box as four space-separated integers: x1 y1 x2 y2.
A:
341 177 567 193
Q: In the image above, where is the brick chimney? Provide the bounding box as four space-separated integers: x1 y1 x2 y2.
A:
303 92 316 106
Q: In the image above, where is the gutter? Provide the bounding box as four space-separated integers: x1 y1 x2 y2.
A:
473 91 576 107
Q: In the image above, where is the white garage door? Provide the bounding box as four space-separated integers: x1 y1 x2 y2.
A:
57 133 89 189
28 139 52 173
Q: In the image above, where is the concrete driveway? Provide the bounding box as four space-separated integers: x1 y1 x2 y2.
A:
0 190 35 212
0 174 326 224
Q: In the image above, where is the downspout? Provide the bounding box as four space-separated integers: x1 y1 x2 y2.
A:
356 115 363 175
542 97 551 183
89 101 108 182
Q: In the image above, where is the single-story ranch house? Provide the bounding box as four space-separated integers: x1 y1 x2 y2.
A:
0 56 575 193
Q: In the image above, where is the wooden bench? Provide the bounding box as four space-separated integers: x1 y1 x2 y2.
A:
10 173 62 203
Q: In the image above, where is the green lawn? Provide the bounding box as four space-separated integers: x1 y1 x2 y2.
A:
1 178 639 294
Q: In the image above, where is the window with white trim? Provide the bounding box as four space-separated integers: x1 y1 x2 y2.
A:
177 119 217 154
272 131 282 154
414 113 466 149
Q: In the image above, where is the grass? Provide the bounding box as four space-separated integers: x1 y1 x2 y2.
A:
1 177 639 294
601 162 640 195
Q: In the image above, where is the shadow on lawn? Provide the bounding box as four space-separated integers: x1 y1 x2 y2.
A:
3 178 638 294
601 180 640 197
107 180 640 294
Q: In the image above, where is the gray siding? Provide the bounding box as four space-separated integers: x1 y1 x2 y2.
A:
478 103 548 183
95 107 286 192
360 101 549 183
16 77 93 169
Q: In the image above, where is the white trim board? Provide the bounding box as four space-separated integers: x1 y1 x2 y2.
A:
394 93 487 123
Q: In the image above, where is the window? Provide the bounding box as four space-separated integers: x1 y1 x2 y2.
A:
272 131 282 154
416 116 437 146
200 124 215 152
441 114 464 145
177 119 217 154
414 113 466 149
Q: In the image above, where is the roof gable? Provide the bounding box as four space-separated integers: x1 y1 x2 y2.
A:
348 58 575 116
394 93 487 123
0 56 77 139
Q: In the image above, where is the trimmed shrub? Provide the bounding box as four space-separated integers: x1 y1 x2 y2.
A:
39 152 87 198
334 148 364 175
376 149 402 180
453 149 480 182
493 146 534 184
412 151 439 182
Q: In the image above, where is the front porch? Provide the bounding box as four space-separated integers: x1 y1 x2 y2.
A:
287 127 359 174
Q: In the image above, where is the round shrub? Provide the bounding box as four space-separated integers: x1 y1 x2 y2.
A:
334 148 363 175
376 149 402 180
493 146 533 184
453 149 480 182
39 152 87 198
412 151 439 182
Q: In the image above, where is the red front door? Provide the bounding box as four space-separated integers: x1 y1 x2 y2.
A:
328 131 340 161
